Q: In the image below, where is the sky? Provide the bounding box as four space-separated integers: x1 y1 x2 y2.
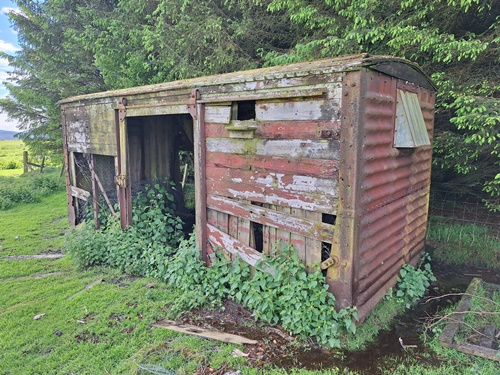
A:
0 0 19 132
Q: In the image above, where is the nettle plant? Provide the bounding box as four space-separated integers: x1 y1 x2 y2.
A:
164 240 359 348
387 253 437 308
66 179 184 275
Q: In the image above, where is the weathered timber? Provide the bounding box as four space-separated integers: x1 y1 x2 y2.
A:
206 152 339 179
152 319 258 345
205 120 341 140
205 105 231 124
207 224 274 274
439 278 500 362
2 254 64 260
206 166 338 196
207 180 337 215
255 98 339 122
206 137 340 160
207 195 335 243
304 210 323 272
70 186 91 201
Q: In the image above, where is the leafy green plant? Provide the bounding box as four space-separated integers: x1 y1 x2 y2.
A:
66 179 185 275
388 254 436 308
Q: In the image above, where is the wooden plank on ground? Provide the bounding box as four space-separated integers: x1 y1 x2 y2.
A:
152 319 258 345
2 254 64 260
67 279 103 301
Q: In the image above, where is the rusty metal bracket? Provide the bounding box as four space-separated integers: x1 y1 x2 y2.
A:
320 255 340 270
321 129 340 139
118 97 127 122
114 174 127 188
187 89 200 120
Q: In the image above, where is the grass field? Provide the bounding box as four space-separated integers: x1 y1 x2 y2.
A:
0 140 24 176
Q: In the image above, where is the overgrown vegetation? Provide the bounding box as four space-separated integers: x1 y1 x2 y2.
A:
389 254 437 309
0 168 65 210
67 183 360 348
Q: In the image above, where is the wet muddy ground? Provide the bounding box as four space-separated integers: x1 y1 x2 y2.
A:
183 262 500 374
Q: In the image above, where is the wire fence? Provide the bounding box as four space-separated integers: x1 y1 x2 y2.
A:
429 187 500 240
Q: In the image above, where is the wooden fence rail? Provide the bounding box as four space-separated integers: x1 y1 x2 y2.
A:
23 151 45 173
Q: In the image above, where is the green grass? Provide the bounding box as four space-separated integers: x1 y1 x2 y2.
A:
0 191 68 257
427 217 500 270
0 140 25 170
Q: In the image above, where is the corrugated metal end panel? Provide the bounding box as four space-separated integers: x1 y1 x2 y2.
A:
354 71 435 320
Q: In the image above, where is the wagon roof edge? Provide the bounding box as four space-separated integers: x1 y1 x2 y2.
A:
58 54 434 105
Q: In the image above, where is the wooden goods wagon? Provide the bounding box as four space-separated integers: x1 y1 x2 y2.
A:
60 54 436 320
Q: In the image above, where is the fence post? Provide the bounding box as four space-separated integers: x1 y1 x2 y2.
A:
23 151 28 173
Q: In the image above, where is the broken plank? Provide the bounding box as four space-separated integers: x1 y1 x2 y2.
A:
152 319 258 345
67 279 103 301
207 224 274 275
70 186 91 201
207 180 337 214
2 254 64 260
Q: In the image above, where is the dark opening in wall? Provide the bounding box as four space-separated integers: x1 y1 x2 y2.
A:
237 100 256 120
322 213 336 225
252 221 264 253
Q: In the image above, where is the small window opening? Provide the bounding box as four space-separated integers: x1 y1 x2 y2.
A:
234 100 256 120
251 222 264 253
322 213 336 225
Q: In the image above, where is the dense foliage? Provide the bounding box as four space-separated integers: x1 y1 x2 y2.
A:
0 168 65 209
1 0 499 208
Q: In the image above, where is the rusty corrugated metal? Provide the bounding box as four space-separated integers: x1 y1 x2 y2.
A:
353 71 435 319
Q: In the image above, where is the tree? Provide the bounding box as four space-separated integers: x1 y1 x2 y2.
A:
0 0 112 161
259 0 500 210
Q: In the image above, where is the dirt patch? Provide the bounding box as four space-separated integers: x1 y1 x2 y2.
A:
74 331 99 344
181 300 340 370
105 275 141 288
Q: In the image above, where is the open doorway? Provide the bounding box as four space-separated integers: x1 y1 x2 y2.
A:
126 114 195 232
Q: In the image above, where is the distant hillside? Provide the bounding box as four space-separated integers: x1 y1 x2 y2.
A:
0 130 19 140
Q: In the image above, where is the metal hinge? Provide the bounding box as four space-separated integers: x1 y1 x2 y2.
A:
187 89 200 120
114 174 127 188
118 97 127 122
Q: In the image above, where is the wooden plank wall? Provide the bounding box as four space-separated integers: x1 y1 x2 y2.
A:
205 93 341 272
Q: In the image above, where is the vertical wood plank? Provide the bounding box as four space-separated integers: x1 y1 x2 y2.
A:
90 154 100 229
207 208 218 227
290 207 307 266
194 103 208 264
276 205 292 250
305 210 322 273
62 110 76 226
228 215 239 261
268 205 278 255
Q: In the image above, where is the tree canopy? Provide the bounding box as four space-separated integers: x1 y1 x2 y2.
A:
1 0 499 208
